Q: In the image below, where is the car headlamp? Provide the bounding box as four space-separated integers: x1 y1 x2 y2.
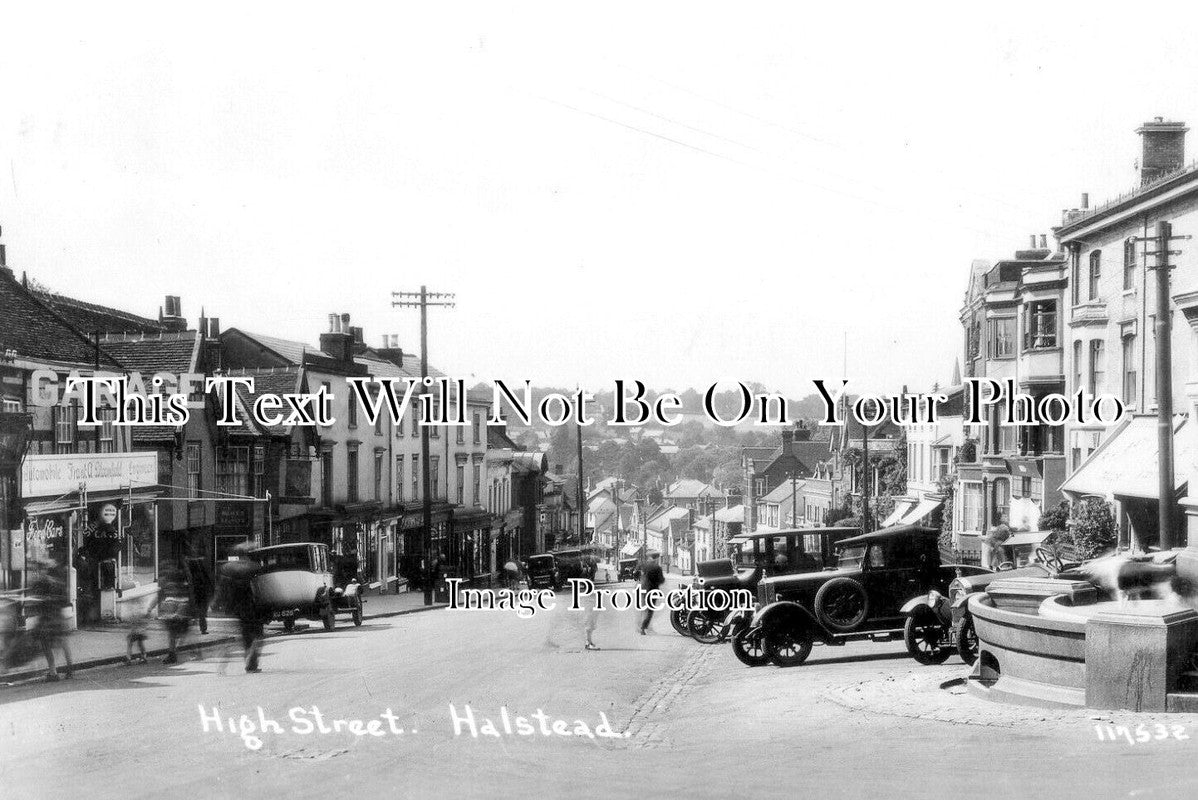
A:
926 589 942 606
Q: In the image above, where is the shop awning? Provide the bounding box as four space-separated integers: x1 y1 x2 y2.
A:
899 498 943 526
1060 415 1195 500
620 542 643 556
881 500 916 528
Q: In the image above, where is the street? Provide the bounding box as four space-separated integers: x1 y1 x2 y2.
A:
3 581 1198 800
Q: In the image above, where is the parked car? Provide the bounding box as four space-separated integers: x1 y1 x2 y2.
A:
552 549 590 585
738 524 980 667
250 543 337 632
690 527 859 648
525 554 560 590
617 558 640 581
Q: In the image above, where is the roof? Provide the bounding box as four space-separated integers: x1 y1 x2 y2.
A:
646 506 691 531
98 331 200 375
97 331 201 444
34 290 166 335
231 330 316 365
761 481 803 504
1056 156 1198 239
837 524 939 547
224 367 305 436
715 505 744 523
0 269 124 367
665 478 723 499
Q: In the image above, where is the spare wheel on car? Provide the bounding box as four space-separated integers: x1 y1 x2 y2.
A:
814 577 869 632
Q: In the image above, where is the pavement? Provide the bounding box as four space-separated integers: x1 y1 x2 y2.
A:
1 590 447 684
2 577 1197 799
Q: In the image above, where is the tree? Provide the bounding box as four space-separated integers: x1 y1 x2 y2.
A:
1071 498 1116 560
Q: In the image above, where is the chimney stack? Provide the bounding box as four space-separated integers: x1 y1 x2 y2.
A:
1081 193 1089 209
1137 117 1188 186
377 334 405 368
1039 234 1048 249
160 295 187 332
319 312 356 363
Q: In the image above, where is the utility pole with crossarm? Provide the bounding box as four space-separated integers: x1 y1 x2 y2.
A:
392 286 456 605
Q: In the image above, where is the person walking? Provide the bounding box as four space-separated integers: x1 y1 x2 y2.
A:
639 553 665 635
27 561 73 681
184 556 214 635
217 544 265 673
157 569 195 665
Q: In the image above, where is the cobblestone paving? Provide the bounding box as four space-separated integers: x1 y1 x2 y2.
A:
622 640 718 748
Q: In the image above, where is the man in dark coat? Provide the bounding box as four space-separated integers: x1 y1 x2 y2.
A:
639 553 665 635
184 557 214 634
217 545 265 673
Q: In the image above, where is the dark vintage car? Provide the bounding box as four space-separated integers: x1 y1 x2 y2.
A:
525 554 560 590
552 548 594 584
689 527 860 646
617 558 640 581
738 524 988 667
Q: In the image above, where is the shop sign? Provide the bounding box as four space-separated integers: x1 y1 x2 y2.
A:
21 453 158 499
216 502 252 530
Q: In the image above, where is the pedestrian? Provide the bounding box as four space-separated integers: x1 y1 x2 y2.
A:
157 569 195 665
639 553 665 635
27 561 73 682
125 609 150 665
582 589 601 651
984 516 1013 571
503 561 520 593
216 543 266 673
184 556 214 635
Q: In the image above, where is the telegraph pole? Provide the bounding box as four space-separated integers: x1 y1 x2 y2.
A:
1141 222 1188 549
576 414 586 545
392 286 456 605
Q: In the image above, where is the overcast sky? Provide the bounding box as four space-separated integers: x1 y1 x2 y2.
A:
3 3 1198 398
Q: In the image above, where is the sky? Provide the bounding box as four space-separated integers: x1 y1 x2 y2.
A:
3 2 1198 398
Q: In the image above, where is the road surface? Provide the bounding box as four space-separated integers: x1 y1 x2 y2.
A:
2 586 1195 799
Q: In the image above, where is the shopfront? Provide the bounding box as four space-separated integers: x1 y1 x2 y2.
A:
16 452 160 627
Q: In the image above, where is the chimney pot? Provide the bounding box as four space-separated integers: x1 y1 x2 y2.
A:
341 313 351 331
1039 234 1047 249
1081 192 1089 209
1029 235 1036 248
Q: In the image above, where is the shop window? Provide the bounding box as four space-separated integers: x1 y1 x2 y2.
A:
347 444 359 503
123 502 157 589
186 442 202 500
1089 250 1101 300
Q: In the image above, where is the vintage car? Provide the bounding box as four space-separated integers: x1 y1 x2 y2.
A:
552 548 593 584
688 527 860 645
525 554 560 590
617 558 640 582
736 524 986 667
250 543 338 632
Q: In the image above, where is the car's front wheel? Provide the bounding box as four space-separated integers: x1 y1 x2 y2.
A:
956 617 979 665
904 615 951 665
731 627 771 667
765 626 813 667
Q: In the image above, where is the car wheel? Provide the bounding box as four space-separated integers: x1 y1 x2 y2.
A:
352 597 363 627
686 610 722 644
731 627 771 667
765 627 813 667
904 615 951 665
669 608 690 637
956 617 979 666
814 577 869 633
282 617 295 634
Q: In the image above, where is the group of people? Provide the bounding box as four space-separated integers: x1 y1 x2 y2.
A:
1 543 270 682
